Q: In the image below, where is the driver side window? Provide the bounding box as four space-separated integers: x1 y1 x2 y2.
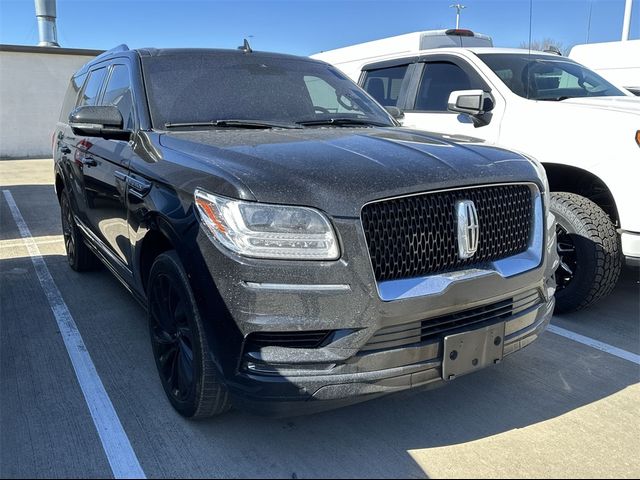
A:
101 64 135 130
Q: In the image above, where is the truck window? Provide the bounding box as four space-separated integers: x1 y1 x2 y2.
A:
101 64 135 129
414 61 480 112
59 73 87 121
78 67 108 107
478 53 624 100
304 75 361 114
362 65 408 106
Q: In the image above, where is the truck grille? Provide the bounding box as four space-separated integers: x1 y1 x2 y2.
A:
361 184 534 282
361 289 543 352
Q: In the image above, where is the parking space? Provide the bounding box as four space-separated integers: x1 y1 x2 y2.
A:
1 159 639 479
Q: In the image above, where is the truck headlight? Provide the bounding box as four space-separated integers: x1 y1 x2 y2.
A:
194 189 340 260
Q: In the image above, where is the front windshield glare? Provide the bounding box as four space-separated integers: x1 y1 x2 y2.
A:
142 53 395 128
478 54 625 101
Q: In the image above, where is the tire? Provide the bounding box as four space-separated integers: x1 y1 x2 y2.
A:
550 192 622 314
60 191 101 272
147 251 231 418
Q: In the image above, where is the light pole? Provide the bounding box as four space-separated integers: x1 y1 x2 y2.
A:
449 3 466 29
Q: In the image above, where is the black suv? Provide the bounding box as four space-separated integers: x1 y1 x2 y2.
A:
54 45 557 417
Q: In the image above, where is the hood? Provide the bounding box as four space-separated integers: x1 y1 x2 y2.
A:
159 127 541 217
558 96 640 115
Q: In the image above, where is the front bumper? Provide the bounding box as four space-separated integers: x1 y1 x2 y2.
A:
187 193 557 416
230 295 554 416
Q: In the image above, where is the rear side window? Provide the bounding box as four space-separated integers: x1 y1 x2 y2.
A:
59 72 87 121
362 65 409 106
101 64 135 129
414 61 483 112
78 67 108 107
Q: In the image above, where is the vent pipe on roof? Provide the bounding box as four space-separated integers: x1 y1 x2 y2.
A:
622 0 633 41
34 0 59 47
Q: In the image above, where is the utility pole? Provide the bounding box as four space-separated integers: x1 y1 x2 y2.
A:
449 3 466 29
621 0 632 41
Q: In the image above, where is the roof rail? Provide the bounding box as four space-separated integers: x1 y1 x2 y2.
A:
92 44 130 62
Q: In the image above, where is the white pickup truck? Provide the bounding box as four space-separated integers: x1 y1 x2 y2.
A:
314 38 640 313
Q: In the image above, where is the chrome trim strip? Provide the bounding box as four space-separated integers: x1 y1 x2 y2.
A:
367 183 544 302
243 282 351 292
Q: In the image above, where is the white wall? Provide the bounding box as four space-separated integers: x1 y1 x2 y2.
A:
0 47 100 159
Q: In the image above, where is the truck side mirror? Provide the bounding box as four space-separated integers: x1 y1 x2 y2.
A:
448 90 495 116
384 106 405 120
69 105 131 140
447 90 494 127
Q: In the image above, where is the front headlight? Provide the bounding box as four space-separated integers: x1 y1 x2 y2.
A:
194 189 340 260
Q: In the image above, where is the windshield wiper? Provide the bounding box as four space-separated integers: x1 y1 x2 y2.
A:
164 119 302 129
296 118 390 127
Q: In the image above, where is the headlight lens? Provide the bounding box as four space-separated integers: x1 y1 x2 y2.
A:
194 189 340 260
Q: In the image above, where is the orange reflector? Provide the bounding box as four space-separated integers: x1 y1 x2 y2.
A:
196 198 227 233
636 130 640 147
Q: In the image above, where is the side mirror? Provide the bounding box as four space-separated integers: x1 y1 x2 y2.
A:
69 105 130 140
447 90 495 116
384 106 405 120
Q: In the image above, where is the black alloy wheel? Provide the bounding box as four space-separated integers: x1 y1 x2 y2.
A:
60 191 100 271
555 223 578 292
149 272 196 403
147 251 231 418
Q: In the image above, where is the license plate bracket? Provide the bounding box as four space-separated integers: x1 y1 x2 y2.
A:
442 322 505 381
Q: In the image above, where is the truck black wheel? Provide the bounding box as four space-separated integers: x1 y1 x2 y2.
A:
550 192 621 314
60 191 101 271
147 251 231 418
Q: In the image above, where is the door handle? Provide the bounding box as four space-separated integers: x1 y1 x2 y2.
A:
81 156 97 167
60 146 71 154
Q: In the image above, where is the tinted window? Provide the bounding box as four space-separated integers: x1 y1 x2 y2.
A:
59 72 86 121
102 64 135 129
304 75 367 115
141 54 393 128
479 53 624 100
78 67 108 107
363 65 409 106
415 62 480 111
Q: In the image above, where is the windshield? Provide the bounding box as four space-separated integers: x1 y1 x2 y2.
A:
478 53 625 101
141 52 395 128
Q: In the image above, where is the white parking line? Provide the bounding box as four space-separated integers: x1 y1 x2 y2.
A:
2 190 146 480
547 324 640 365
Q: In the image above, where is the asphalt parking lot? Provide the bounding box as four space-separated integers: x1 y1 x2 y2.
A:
1 158 639 479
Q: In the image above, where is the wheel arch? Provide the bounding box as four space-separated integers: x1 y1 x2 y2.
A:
138 218 176 293
542 163 620 227
55 172 65 204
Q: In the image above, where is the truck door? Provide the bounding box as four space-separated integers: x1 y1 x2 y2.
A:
400 57 503 143
78 62 138 276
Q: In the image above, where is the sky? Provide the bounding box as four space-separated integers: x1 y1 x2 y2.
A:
0 0 637 56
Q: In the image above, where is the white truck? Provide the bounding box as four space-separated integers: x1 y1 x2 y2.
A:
569 40 640 95
314 33 640 313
